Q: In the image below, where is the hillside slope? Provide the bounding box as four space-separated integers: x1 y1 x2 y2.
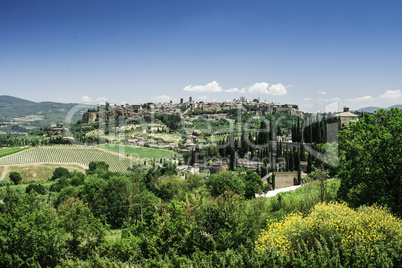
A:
0 95 90 133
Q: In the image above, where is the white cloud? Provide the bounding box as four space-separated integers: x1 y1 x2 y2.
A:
96 97 108 103
151 95 172 103
379 89 402 99
346 95 375 103
224 87 247 93
82 96 92 103
182 81 287 95
246 82 287 95
224 88 236 93
198 96 209 100
183 81 222 92
268 83 288 95
341 90 402 110
247 82 270 94
318 91 327 95
304 97 311 101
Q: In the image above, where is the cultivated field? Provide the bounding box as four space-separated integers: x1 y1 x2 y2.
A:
151 133 181 143
99 144 177 160
0 147 28 158
0 145 133 172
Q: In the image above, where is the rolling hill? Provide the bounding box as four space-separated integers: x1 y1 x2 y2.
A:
354 105 402 113
0 95 92 133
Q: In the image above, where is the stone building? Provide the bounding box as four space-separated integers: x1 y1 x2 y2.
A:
336 106 358 126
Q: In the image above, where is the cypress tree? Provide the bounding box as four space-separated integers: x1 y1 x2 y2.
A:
297 164 302 185
321 115 326 143
261 165 267 178
300 143 306 161
307 153 313 174
309 116 313 143
297 117 301 142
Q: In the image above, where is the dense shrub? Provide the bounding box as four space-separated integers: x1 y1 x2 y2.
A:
9 172 22 185
26 183 47 195
206 171 245 197
51 167 70 180
0 180 14 187
256 202 402 266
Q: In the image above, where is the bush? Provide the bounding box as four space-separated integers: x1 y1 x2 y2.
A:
50 177 70 192
51 167 70 180
256 202 402 266
0 180 14 187
206 171 245 197
9 172 22 185
26 183 47 195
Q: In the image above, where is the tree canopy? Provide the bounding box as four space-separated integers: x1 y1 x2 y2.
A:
338 108 402 216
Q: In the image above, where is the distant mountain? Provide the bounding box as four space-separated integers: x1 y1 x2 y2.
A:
354 105 402 113
0 95 89 133
387 104 402 110
0 95 36 106
354 107 383 113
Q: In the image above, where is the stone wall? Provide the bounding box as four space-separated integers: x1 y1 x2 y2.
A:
261 172 299 189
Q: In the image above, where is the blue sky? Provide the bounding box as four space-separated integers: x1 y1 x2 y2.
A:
1 0 402 112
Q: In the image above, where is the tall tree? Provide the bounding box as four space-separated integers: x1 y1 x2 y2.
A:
338 108 402 216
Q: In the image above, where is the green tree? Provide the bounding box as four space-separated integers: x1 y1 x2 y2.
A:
206 171 245 197
338 108 402 216
184 174 205 192
244 171 263 199
80 175 108 212
297 164 302 185
229 148 237 171
307 153 313 174
51 167 70 180
86 161 110 175
0 189 67 267
26 183 47 195
58 197 106 256
9 172 22 185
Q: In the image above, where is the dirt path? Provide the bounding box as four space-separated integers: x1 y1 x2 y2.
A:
255 185 302 198
0 166 8 180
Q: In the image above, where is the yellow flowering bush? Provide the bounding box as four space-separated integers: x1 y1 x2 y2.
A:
256 202 402 255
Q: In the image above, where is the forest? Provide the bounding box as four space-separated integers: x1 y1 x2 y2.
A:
0 108 402 267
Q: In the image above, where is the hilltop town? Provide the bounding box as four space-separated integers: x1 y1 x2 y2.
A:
82 97 303 124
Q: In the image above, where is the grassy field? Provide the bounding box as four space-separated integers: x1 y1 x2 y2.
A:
0 146 134 172
151 133 181 143
2 163 86 182
0 147 28 158
99 144 177 160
